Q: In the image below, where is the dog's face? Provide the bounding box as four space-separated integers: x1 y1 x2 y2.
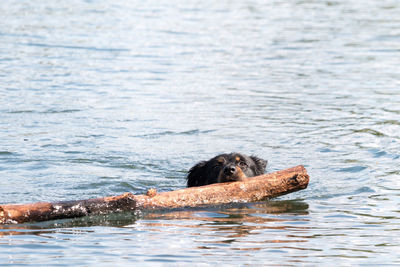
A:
186 153 267 187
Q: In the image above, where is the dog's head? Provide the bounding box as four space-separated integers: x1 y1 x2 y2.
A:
186 153 267 187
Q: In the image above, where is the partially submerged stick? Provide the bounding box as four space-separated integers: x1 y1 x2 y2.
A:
0 165 309 224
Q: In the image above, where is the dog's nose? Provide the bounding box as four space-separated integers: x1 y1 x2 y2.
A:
223 165 236 175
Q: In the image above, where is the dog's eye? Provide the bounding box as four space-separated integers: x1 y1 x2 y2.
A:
214 161 223 169
238 161 247 169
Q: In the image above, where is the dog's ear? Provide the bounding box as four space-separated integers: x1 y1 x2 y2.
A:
250 156 268 175
186 161 207 187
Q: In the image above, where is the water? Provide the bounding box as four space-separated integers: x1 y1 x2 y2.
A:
1 0 400 265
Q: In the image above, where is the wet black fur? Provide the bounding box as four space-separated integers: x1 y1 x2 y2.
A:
186 153 267 187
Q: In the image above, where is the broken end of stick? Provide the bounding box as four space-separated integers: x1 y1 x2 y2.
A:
288 167 309 188
0 202 52 224
281 165 310 191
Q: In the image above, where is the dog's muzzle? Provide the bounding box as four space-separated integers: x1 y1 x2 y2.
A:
218 165 247 183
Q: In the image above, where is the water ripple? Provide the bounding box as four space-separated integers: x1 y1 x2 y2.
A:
7 109 81 114
352 128 386 137
19 42 130 52
336 166 368 173
131 129 215 138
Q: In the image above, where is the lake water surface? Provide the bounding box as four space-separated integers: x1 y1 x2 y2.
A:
1 0 400 265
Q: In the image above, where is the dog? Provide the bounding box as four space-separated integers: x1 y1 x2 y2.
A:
186 153 267 187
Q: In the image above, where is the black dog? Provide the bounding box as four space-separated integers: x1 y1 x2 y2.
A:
186 153 267 187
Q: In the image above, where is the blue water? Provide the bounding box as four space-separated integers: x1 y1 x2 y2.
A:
1 0 400 265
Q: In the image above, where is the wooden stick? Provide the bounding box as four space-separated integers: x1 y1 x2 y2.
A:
0 165 309 224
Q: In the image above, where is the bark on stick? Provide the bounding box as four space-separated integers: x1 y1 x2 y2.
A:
0 165 309 224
